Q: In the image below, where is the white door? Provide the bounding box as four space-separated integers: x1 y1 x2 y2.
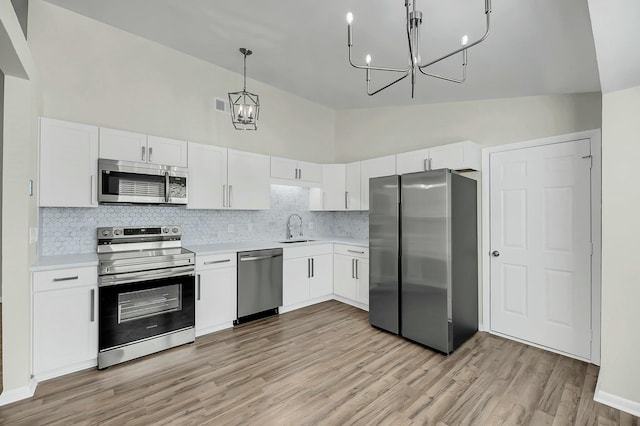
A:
298 160 322 184
356 258 369 304
271 156 298 180
187 143 227 209
321 163 347 211
227 149 271 210
396 148 429 175
333 254 357 300
283 257 310 306
146 135 188 167
489 139 592 359
99 127 148 162
196 267 236 335
345 161 361 210
309 254 334 299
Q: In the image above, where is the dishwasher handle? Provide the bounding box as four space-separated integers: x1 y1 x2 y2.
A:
239 254 283 262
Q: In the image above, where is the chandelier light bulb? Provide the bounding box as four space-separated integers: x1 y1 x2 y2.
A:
461 34 469 46
346 12 353 24
365 54 371 65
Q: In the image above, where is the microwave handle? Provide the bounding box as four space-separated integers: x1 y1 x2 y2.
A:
164 172 170 202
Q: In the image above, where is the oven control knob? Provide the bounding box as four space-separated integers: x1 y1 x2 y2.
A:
172 227 179 234
114 228 122 236
101 229 111 238
162 227 170 234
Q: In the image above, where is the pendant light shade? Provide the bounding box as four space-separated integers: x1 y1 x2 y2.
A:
228 48 260 130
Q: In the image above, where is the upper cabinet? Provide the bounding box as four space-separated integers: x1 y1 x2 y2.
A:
227 149 271 210
360 155 396 210
188 145 270 210
187 143 228 210
310 163 346 211
40 118 99 208
99 127 188 167
396 141 481 174
345 161 362 211
270 156 322 186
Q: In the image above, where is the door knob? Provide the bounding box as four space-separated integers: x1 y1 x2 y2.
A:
491 250 500 257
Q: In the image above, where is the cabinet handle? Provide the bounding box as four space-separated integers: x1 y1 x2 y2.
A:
423 158 428 171
149 147 153 162
345 192 349 209
355 259 359 279
347 249 365 254
197 274 201 301
311 257 314 278
299 168 302 180
90 289 95 322
228 185 233 207
90 175 96 205
308 258 311 278
223 184 227 207
352 258 355 279
204 259 231 265
53 275 78 282
142 146 146 161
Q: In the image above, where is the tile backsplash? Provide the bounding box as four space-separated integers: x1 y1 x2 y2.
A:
40 185 369 256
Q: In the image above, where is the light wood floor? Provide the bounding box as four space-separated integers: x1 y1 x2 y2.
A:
0 301 636 425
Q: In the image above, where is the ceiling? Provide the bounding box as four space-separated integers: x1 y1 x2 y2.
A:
43 0 601 110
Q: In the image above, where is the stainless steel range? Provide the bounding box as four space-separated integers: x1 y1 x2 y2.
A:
97 225 195 369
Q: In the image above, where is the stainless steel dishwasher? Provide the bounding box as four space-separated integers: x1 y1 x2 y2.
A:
235 248 283 325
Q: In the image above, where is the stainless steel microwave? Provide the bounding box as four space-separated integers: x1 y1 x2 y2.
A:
98 159 188 205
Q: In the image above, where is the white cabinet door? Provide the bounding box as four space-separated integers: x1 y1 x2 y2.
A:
99 127 147 163
309 254 333 299
33 285 97 377
187 143 228 210
227 149 271 210
298 161 322 184
271 156 298 180
316 163 346 211
283 257 311 306
430 141 481 171
147 135 188 167
333 254 357 300
196 266 236 335
346 161 361 210
360 155 396 210
39 118 99 208
396 148 430 175
356 258 370 304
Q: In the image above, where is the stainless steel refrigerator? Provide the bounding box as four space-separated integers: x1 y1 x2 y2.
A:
369 169 478 354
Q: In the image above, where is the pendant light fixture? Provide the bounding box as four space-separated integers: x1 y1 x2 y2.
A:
228 48 260 130
346 0 492 98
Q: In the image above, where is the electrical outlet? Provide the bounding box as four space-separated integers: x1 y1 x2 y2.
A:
227 224 234 233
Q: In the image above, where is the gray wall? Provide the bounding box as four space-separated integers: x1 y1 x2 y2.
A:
10 0 28 38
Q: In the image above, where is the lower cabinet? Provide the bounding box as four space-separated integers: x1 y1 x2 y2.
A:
282 245 333 309
32 266 98 380
333 244 369 306
195 252 237 336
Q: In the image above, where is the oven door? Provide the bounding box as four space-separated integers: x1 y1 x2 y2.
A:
98 272 195 351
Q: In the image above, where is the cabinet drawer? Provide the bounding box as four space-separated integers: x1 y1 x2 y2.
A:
334 244 369 258
196 252 237 270
283 244 334 259
33 266 97 292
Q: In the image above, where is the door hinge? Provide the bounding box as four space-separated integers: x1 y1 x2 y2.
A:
582 155 592 169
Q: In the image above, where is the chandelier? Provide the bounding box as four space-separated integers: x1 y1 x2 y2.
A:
346 0 492 97
228 48 260 130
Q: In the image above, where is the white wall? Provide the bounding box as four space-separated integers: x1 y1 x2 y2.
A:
597 84 640 407
28 0 336 163
334 93 602 162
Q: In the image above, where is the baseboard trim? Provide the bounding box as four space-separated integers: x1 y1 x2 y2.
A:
0 377 38 406
594 377 640 417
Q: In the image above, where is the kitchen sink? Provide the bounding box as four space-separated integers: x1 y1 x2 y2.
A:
278 239 317 244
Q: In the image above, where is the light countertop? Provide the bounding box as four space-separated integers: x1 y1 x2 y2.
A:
30 253 99 272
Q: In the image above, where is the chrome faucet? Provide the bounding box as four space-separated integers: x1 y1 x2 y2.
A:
286 214 303 240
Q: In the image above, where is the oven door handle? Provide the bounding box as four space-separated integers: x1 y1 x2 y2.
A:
239 254 283 262
99 265 195 287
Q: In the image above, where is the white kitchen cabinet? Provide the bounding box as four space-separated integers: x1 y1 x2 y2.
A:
32 266 98 380
271 156 322 186
310 163 346 211
282 245 334 311
39 118 99 208
195 252 237 336
345 161 362 210
429 140 481 171
187 143 228 209
396 148 431 175
360 155 396 210
99 127 188 167
333 244 369 307
227 149 271 210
